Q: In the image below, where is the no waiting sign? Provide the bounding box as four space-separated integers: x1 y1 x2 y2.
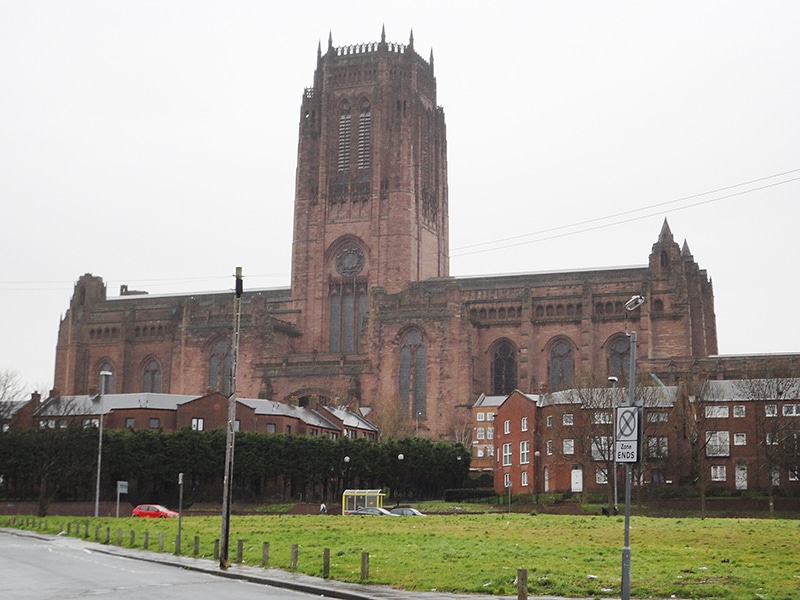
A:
615 406 639 463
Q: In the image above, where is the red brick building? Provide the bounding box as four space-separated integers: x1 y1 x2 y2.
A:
51 30 795 442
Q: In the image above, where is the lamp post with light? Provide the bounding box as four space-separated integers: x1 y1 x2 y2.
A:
533 450 541 505
94 370 113 518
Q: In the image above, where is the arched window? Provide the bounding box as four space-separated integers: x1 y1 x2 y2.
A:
491 341 517 396
608 336 631 381
357 99 371 169
337 101 352 172
399 329 427 420
208 340 232 396
329 244 368 353
98 362 115 394
549 340 574 392
143 359 161 393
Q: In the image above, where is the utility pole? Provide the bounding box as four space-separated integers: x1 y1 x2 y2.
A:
220 267 243 569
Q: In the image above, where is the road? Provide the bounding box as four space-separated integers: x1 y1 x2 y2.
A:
0 530 325 600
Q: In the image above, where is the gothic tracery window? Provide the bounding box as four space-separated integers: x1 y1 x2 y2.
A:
143 359 161 393
399 329 427 420
549 339 574 392
329 244 367 353
491 340 517 396
608 336 631 381
337 101 351 172
208 340 232 396
357 99 371 169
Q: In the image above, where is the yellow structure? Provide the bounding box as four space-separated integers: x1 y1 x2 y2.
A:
341 489 385 515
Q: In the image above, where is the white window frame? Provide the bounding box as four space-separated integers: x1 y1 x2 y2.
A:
520 440 530 464
765 404 778 417
503 472 511 488
487 426 494 440
521 416 528 432
546 415 553 428
596 468 608 484
477 412 485 422
191 417 204 431
563 413 574 426
710 465 726 481
521 471 529 486
591 436 612 461
487 412 495 421
705 405 729 419
647 411 669 423
591 412 612 425
705 431 730 457
733 405 746 418
503 419 510 434
502 443 512 466
546 439 553 455
733 432 747 446
563 438 575 455
476 427 485 440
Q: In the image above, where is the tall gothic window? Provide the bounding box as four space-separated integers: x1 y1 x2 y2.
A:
208 340 232 396
491 341 517 395
143 359 161 393
608 336 631 381
399 329 427 420
329 244 367 353
549 339 574 392
357 99 371 169
98 362 115 394
337 101 351 172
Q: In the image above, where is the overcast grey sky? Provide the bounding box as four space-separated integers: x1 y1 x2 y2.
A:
2 1 799 392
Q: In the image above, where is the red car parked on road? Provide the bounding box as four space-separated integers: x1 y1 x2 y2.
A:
131 504 178 518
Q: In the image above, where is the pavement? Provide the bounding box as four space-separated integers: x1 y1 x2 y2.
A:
1 527 593 600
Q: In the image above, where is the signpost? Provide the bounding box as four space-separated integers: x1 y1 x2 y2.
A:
615 406 639 463
115 481 128 518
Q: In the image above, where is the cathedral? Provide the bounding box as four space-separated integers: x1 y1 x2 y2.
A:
55 30 731 440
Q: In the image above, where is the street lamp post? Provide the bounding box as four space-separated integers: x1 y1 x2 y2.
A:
94 370 113 518
533 451 541 505
621 294 644 600
608 376 619 512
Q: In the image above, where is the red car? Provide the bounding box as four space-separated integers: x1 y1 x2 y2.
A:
131 504 179 518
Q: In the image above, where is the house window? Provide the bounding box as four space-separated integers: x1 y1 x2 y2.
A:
503 472 511 488
782 404 799 417
503 420 510 434
477 412 485 422
487 426 494 440
191 418 204 431
647 436 669 458
310 428 318 436
705 405 729 418
766 432 779 445
487 412 495 421
502 443 512 466
710 465 727 481
399 328 427 421
549 340 574 391
733 405 746 418
765 404 778 417
591 412 612 425
491 341 517 395
563 439 575 455
208 340 232 396
733 433 747 446
563 413 574 426
546 415 553 428
521 471 529 486
521 416 528 432
266 423 276 434
790 467 799 482
477 446 485 458
546 440 553 455
771 465 780 486
125 418 134 429
476 427 485 440
143 359 161 393
520 440 530 464
596 468 608 484
647 412 669 423
149 418 160 429
591 436 612 460
706 431 730 457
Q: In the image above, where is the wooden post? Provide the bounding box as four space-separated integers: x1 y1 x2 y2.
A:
105 527 110 544
84 523 89 538
262 542 269 567
116 529 122 545
361 552 369 580
95 525 100 540
143 531 149 550
129 530 135 547
158 533 165 552
236 539 243 563
290 544 298 570
517 568 528 600
323 548 330 578
194 535 199 557
214 539 220 560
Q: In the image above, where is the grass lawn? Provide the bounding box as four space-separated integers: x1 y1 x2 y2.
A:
7 511 800 599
